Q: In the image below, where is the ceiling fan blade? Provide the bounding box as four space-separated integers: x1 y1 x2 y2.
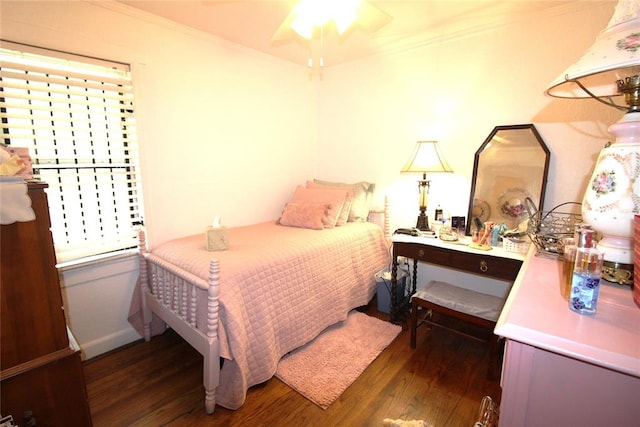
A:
200 0 245 4
357 1 393 33
271 0 392 42
271 10 297 42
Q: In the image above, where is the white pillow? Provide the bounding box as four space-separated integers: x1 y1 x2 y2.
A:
313 179 375 222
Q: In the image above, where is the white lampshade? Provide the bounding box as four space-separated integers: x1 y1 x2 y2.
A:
400 141 453 174
400 140 452 231
546 0 640 101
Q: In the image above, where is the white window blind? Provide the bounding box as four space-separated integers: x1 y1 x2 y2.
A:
0 42 143 264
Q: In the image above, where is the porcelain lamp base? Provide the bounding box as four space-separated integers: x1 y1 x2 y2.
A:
582 112 640 284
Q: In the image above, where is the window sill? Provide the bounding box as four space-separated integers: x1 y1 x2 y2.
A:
56 249 139 272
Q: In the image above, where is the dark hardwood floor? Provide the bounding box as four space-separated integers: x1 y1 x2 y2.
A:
83 301 502 426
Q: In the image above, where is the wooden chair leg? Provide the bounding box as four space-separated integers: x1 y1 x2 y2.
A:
410 299 418 348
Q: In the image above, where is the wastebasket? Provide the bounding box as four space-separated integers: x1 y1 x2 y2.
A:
375 268 407 314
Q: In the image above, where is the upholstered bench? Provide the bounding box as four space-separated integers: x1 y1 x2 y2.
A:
410 280 506 379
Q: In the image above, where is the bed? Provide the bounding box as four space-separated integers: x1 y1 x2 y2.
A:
132 182 390 414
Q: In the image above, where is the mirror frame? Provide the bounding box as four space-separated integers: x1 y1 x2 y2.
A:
465 124 550 235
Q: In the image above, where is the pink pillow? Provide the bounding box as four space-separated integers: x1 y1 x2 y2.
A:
289 185 346 228
277 202 328 230
306 180 353 226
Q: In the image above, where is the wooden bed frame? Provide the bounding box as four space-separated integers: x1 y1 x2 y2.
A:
137 198 389 414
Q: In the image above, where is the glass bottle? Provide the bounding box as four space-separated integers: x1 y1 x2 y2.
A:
562 223 592 300
561 237 576 300
435 205 443 222
574 223 594 248
569 229 604 315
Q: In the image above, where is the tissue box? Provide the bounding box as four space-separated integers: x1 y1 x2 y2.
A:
205 226 228 251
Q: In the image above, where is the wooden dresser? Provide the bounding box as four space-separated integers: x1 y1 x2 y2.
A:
1 181 92 426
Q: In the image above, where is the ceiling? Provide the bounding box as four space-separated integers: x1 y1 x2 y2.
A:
118 1 588 67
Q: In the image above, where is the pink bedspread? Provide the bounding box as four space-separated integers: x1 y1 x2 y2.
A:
143 221 389 409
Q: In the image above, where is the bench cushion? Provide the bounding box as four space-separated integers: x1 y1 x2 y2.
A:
412 280 504 322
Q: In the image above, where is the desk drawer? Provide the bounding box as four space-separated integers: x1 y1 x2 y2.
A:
450 251 521 281
398 243 451 265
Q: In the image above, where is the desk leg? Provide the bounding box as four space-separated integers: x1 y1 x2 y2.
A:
391 256 419 322
391 256 398 319
410 297 418 348
411 259 418 294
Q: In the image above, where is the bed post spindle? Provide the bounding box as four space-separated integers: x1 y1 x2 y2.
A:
190 285 197 328
207 259 220 338
384 195 390 238
158 270 165 307
203 259 221 414
138 229 152 342
180 281 187 320
173 277 180 314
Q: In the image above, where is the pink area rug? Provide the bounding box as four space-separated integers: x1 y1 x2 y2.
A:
275 311 401 409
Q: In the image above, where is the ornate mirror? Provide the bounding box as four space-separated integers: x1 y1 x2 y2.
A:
466 124 550 235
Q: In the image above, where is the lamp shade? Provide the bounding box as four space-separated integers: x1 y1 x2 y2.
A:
400 141 453 174
546 0 640 99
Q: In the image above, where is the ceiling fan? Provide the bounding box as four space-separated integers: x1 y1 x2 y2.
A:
271 0 392 42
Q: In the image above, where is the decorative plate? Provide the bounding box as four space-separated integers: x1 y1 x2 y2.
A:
471 198 490 222
498 188 530 219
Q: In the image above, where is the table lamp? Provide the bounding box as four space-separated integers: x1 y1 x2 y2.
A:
546 0 640 285
400 140 453 231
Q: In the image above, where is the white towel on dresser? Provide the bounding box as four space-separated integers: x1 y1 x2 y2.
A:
0 180 35 224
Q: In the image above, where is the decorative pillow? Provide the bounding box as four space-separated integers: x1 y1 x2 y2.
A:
306 180 353 226
289 185 346 228
277 202 328 230
313 179 375 222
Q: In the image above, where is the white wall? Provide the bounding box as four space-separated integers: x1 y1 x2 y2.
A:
1 0 318 248
314 1 620 296
1 0 317 358
315 1 621 233
1 0 624 357
59 253 140 359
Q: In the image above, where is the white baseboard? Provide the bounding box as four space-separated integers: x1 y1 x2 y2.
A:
80 327 142 360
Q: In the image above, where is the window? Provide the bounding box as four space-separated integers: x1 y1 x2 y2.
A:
0 42 143 264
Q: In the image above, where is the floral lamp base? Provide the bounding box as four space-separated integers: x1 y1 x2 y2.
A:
581 112 640 285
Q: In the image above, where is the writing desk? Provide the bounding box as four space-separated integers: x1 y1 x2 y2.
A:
390 234 525 320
